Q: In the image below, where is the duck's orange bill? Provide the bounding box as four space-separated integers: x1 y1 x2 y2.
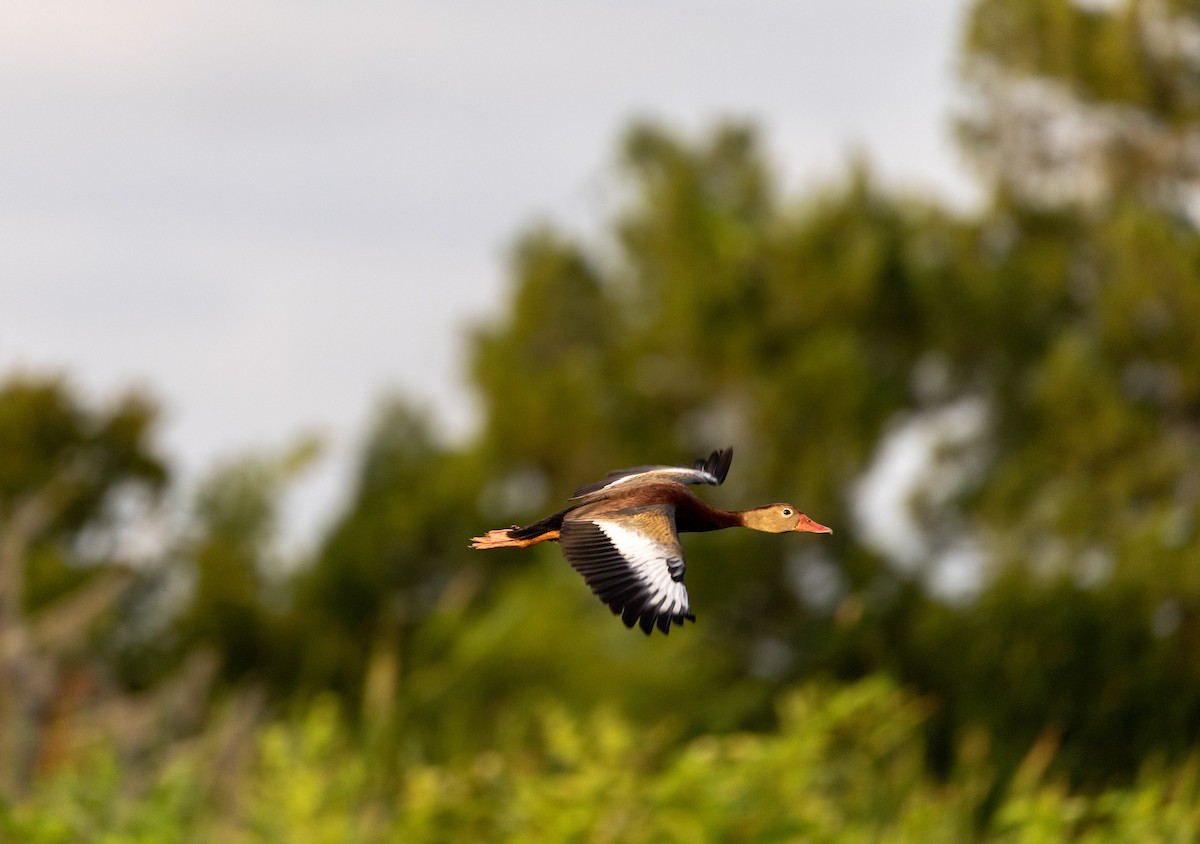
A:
795 515 832 534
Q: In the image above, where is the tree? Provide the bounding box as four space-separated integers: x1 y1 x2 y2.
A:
169 436 321 687
0 375 167 795
958 0 1200 218
457 93 1200 782
288 398 486 701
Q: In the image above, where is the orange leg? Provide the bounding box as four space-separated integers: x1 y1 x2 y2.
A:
470 528 560 549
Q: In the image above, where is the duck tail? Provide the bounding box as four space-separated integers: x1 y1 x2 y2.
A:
470 527 560 549
470 508 569 549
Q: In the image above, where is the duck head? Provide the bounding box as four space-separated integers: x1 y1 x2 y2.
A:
741 504 832 534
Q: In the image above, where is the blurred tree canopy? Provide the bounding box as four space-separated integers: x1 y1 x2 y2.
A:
0 377 168 794
4 0 1200 832
960 0 1200 214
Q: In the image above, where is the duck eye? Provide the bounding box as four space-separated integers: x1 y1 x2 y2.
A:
781 508 793 517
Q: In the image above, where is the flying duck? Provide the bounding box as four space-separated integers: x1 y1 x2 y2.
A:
471 447 831 635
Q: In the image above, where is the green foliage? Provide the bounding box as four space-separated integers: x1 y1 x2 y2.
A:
959 0 1200 211
287 397 490 699
964 0 1200 117
171 437 322 686
8 679 1200 842
0 376 167 610
452 96 1200 784
0 743 207 843
0 377 166 517
0 376 169 796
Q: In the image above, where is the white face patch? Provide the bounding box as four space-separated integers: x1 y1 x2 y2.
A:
594 519 690 617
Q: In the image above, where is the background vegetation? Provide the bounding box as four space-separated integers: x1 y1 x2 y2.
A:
4 0 1200 838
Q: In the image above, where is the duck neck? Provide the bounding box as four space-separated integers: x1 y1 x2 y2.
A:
675 497 745 533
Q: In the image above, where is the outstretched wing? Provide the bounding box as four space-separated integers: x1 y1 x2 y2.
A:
571 447 733 498
560 505 694 635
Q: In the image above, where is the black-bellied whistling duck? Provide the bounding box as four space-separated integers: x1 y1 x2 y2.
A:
471 447 831 635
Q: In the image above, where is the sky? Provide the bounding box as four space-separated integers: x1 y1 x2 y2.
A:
0 0 975 547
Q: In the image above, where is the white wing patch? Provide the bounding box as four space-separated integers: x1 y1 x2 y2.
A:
593 520 691 621
558 512 694 634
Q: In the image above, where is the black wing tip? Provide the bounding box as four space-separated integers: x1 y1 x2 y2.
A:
619 607 695 636
694 447 733 486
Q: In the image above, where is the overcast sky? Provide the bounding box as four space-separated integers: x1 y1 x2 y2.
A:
0 0 974 545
